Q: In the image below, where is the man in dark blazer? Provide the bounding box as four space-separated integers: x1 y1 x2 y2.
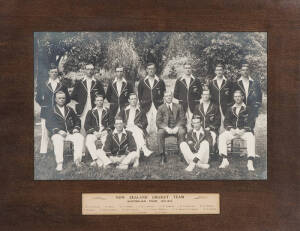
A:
156 91 187 165
71 64 105 134
179 116 212 171
106 67 134 119
35 63 70 154
97 116 139 170
233 63 262 118
174 62 203 127
46 91 84 171
193 88 221 147
218 90 256 171
119 93 153 158
138 63 166 133
208 64 234 123
84 94 114 167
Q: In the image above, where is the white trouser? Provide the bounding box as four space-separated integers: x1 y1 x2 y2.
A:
51 133 84 164
210 131 216 146
186 107 193 131
40 118 49 153
80 96 92 152
219 105 225 134
218 130 255 157
126 125 146 152
85 133 107 160
146 103 157 134
97 150 139 166
180 141 210 164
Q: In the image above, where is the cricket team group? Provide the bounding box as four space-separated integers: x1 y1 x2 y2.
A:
36 61 262 173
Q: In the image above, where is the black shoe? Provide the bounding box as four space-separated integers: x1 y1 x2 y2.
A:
160 153 167 165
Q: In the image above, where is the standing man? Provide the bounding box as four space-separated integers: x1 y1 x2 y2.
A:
179 116 211 171
138 63 166 133
218 90 256 171
46 91 84 171
174 62 203 128
119 93 153 157
84 94 114 167
193 88 221 148
35 63 70 154
208 64 233 126
234 63 262 118
98 116 139 170
106 66 134 119
71 64 106 134
156 91 187 165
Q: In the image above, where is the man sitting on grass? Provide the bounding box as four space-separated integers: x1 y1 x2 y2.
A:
179 116 211 172
97 116 139 170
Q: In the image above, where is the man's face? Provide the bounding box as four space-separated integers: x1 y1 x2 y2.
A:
192 120 202 130
164 93 173 104
241 67 249 78
202 91 210 102
115 121 124 133
116 69 124 79
147 65 156 76
234 92 243 104
48 69 58 80
85 66 94 77
129 95 137 107
55 93 66 107
184 65 192 75
215 67 223 77
94 97 104 108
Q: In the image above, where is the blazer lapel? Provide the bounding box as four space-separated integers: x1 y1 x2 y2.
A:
120 81 127 95
54 105 65 119
81 79 88 92
112 82 119 96
120 132 127 145
47 82 54 93
238 80 246 96
92 109 99 126
134 108 141 123
152 78 159 89
90 79 96 92
205 102 213 115
180 78 188 89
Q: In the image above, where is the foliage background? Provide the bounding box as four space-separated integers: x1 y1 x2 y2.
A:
34 32 267 92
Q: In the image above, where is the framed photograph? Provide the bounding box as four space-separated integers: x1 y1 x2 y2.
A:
1 1 299 230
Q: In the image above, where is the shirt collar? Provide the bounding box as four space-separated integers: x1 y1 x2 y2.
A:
113 77 127 84
125 105 140 111
48 78 59 84
145 75 159 82
166 102 173 107
238 76 254 81
113 129 126 135
233 103 246 108
213 75 227 81
193 127 204 134
181 74 195 80
83 76 96 81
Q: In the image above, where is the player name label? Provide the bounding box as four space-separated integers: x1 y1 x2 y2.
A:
82 193 220 215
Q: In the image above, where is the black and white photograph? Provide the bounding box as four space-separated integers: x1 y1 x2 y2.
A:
34 32 267 180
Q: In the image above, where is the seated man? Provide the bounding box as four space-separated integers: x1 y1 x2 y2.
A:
46 91 84 171
84 94 114 167
119 93 153 158
156 90 187 165
218 90 256 171
97 116 139 170
180 116 211 171
193 88 221 147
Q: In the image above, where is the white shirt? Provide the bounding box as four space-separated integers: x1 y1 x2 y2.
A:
113 78 127 96
233 103 246 115
113 129 126 141
241 78 250 97
202 102 210 114
97 108 103 130
48 79 59 91
194 127 204 140
127 107 136 127
184 76 191 87
145 75 159 89
214 76 227 89
57 105 65 117
166 103 173 111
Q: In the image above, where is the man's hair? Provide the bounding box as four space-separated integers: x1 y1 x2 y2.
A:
233 89 243 96
164 90 173 96
202 88 210 95
216 64 223 69
241 63 249 68
114 114 124 123
191 115 202 124
129 92 137 99
55 90 66 96
94 93 104 101
146 62 155 68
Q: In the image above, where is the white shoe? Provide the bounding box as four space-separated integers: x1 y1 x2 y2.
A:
56 163 63 171
74 160 82 167
133 158 139 168
197 163 210 169
185 163 196 172
117 164 128 170
143 146 153 157
247 160 255 171
219 158 229 169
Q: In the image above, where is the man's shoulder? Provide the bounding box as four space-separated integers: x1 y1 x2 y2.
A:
125 130 134 137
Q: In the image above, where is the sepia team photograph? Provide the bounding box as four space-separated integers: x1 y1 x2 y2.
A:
34 32 267 180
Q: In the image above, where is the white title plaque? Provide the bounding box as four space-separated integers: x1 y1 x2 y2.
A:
82 193 220 215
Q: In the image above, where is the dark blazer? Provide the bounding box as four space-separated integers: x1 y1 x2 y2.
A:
103 130 137 156
233 78 262 116
193 102 221 133
156 103 187 129
106 79 134 118
185 128 212 153
84 107 114 134
173 76 203 113
119 106 148 134
35 80 70 119
224 104 255 133
71 78 105 115
138 76 166 113
46 105 81 136
208 77 234 115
